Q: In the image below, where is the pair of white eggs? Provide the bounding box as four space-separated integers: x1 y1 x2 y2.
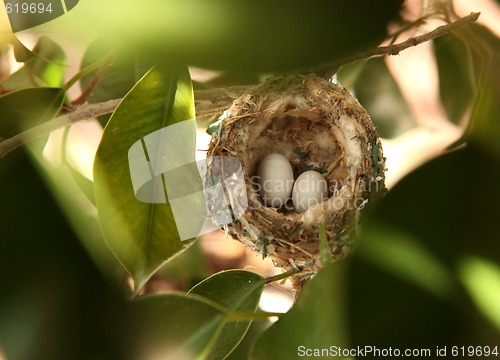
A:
257 153 328 213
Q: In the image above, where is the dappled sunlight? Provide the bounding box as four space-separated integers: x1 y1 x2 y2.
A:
42 118 104 181
260 286 294 322
42 127 64 168
377 0 500 189
459 257 500 332
456 0 500 37
382 13 464 187
386 41 451 129
382 125 461 188
140 347 194 360
65 120 103 181
200 228 295 315
196 127 212 162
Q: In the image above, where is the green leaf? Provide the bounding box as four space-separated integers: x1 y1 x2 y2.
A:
0 87 64 138
251 264 349 360
226 321 271 360
66 162 97 206
459 257 500 332
0 87 117 278
463 26 500 158
0 150 132 360
434 34 474 125
77 39 155 126
93 62 200 294
6 0 65 32
80 39 155 103
11 36 35 62
132 270 265 360
2 37 66 89
158 242 211 289
348 57 414 138
319 222 333 267
336 60 367 90
189 270 266 360
348 146 500 347
66 0 403 72
132 294 226 360
356 226 455 300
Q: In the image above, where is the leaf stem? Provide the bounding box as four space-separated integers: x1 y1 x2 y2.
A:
226 311 284 322
62 52 113 92
265 269 299 284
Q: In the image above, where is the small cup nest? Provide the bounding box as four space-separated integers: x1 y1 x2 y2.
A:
207 74 386 274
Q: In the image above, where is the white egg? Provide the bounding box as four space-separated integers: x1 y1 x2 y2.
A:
257 153 294 208
292 171 328 212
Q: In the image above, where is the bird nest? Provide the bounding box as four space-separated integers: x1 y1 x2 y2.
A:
207 74 386 275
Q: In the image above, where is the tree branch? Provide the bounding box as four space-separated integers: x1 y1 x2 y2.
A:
0 86 250 159
0 12 480 159
317 12 480 78
0 99 120 159
195 85 250 117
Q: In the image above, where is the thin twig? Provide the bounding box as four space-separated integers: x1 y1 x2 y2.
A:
70 65 110 107
0 99 121 159
317 12 480 78
0 12 480 159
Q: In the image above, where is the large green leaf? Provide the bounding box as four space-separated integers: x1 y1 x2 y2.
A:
0 88 64 144
132 270 265 360
2 37 66 89
348 146 500 347
61 0 402 72
93 62 200 294
189 270 265 360
451 24 500 157
0 87 117 276
6 0 65 32
251 264 349 360
0 150 131 360
132 294 226 360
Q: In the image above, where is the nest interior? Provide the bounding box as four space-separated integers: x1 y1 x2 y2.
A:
207 75 386 271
